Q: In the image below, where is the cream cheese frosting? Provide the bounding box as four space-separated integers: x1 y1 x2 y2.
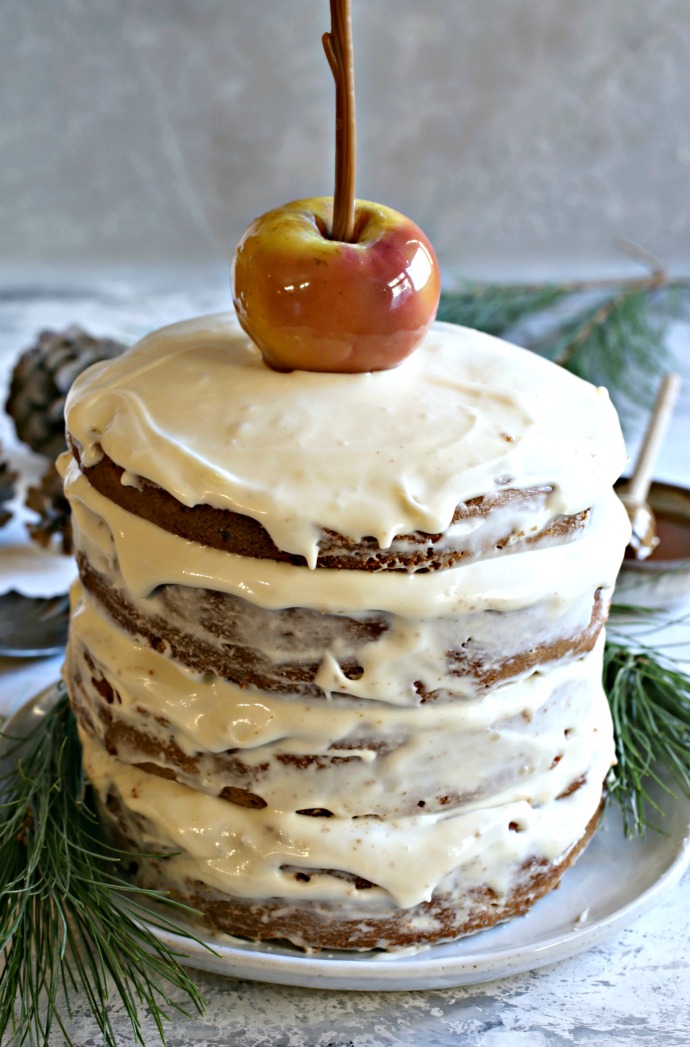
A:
64 313 628 566
62 452 628 619
69 588 612 821
80 681 613 910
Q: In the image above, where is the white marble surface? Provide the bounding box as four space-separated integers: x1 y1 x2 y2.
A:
1 273 689 1046
19 909 690 1047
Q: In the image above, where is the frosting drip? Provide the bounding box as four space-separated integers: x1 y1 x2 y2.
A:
81 694 613 909
62 453 629 620
69 590 612 821
64 314 628 566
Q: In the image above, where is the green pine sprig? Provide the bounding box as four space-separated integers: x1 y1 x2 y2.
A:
0 687 208 1047
604 606 690 838
438 272 689 427
437 281 573 337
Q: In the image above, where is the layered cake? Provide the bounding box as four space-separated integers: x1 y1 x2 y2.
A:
61 312 630 950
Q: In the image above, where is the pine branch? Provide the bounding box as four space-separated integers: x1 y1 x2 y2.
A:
0 687 208 1047
605 605 690 837
437 281 572 335
438 274 690 428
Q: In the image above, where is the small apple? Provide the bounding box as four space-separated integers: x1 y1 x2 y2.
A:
231 197 441 373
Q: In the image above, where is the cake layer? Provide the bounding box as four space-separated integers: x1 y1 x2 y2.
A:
75 554 606 703
81 719 610 948
62 452 627 619
69 588 611 818
101 803 603 950
63 451 624 704
69 443 591 571
64 314 627 567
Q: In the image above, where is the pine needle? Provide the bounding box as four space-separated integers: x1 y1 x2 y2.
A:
605 606 690 837
0 686 208 1047
437 281 571 335
544 287 671 425
438 275 689 428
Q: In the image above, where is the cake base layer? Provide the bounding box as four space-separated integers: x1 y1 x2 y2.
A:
79 708 612 952
100 787 602 951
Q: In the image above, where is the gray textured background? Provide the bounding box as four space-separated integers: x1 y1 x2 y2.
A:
2 0 690 279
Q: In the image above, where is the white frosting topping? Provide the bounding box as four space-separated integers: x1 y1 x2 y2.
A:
63 453 629 620
65 313 627 566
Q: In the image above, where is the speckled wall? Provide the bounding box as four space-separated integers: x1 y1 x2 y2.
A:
2 0 689 279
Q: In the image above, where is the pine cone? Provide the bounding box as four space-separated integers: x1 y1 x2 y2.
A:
5 325 126 460
25 461 73 555
0 443 18 528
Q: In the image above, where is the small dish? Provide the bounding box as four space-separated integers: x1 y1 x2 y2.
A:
615 482 690 610
0 590 69 657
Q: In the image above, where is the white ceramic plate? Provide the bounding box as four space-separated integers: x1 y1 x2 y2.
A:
3 684 690 991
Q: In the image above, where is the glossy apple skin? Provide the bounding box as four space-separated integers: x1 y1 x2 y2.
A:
231 197 441 373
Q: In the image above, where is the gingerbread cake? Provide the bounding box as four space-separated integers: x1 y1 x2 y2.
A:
61 312 630 950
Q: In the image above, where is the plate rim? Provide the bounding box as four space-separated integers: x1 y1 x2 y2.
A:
3 682 690 991
150 833 690 989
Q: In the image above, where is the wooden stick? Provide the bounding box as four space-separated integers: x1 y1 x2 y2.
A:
623 373 681 506
323 0 356 242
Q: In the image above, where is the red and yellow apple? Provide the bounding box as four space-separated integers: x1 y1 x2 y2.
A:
231 197 441 373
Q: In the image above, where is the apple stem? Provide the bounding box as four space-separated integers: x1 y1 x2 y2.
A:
323 0 356 243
